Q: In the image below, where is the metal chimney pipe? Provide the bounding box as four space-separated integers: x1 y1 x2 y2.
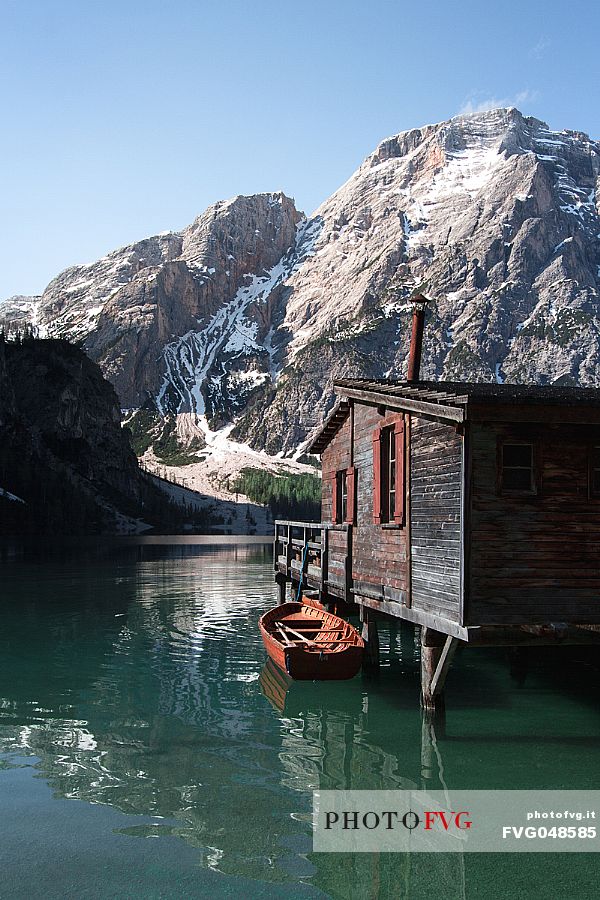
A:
407 293 429 382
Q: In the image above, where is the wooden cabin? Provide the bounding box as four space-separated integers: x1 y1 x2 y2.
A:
273 301 600 709
311 378 600 632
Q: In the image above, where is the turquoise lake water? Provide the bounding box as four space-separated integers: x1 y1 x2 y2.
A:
0 537 599 899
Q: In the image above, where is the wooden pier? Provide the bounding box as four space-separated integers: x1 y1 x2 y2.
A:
274 520 352 605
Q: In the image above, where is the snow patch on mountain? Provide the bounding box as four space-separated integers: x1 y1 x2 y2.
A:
0 296 43 334
155 215 322 430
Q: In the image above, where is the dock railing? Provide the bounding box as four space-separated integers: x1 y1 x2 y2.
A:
274 520 353 601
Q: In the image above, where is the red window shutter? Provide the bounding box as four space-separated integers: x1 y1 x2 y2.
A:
345 466 355 524
372 428 382 524
331 473 338 523
394 418 405 525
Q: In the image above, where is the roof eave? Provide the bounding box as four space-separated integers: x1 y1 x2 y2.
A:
334 384 465 424
307 400 351 455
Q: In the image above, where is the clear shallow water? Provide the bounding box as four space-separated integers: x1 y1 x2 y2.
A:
1 538 599 899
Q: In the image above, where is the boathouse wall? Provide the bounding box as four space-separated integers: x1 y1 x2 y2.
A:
313 382 600 635
321 414 351 523
352 404 409 601
321 405 465 626
468 420 600 625
321 404 410 603
410 417 463 623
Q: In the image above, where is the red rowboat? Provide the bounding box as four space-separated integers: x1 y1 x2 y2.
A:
258 601 364 680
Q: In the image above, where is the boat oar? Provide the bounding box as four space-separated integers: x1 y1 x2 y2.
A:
314 638 359 644
275 622 318 646
282 625 359 646
274 623 295 645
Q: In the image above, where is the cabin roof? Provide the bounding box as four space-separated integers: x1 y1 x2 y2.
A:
335 378 600 405
308 378 600 453
308 400 351 454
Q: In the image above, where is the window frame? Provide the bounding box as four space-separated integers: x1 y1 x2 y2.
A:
588 444 600 498
498 440 538 495
339 469 348 523
332 466 355 524
373 415 405 526
382 424 397 523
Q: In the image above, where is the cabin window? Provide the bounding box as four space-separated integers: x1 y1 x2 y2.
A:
372 418 405 524
384 426 396 520
590 446 600 496
501 443 535 492
332 467 355 524
339 470 348 523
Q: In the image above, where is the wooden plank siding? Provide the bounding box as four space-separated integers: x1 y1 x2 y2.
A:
468 422 600 625
409 418 463 624
321 414 352 523
321 404 464 623
326 527 350 593
310 383 600 638
320 403 409 601
319 397 600 631
352 404 409 596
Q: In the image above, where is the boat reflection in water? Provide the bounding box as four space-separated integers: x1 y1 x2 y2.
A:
2 540 598 899
259 658 294 714
258 658 467 899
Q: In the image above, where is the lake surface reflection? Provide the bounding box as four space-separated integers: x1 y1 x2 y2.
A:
1 538 599 899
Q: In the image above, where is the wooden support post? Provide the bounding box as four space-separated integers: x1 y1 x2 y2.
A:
273 522 279 573
399 620 415 667
388 618 398 658
509 646 529 686
360 606 380 671
320 526 329 603
285 523 292 575
344 525 353 602
430 636 459 698
420 627 447 718
275 573 287 606
298 535 310 601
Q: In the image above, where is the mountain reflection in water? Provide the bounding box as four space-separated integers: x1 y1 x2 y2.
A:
1 538 600 899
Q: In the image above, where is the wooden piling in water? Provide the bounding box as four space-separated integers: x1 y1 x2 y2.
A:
275 573 287 606
399 620 415 666
420 627 447 717
509 645 529 685
361 607 380 671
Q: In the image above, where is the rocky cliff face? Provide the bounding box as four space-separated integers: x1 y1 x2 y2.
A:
0 337 184 533
1 194 303 418
2 108 599 459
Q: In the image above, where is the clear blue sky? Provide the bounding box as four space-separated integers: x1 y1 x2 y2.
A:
1 0 598 299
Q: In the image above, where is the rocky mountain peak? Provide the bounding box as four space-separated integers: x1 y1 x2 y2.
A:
2 110 599 467
181 192 301 271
